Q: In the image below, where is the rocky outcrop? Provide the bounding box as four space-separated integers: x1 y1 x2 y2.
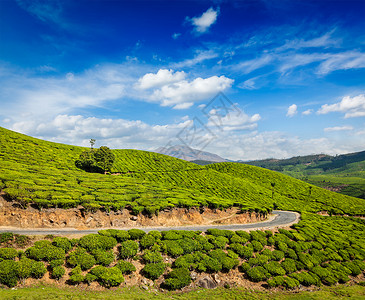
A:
0 196 267 229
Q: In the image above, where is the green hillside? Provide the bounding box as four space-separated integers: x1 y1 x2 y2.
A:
242 151 365 200
1 126 364 216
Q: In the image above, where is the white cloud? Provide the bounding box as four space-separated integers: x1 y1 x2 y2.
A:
286 104 298 117
136 69 233 109
0 64 136 121
324 126 353 132
187 7 219 34
235 54 273 74
206 130 359 161
172 50 218 68
317 94 365 118
207 109 261 131
317 51 365 75
6 113 365 162
302 109 313 115
9 114 192 150
137 69 186 89
153 75 233 109
276 30 340 52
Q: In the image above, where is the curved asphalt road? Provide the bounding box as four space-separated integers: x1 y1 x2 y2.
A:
0 211 299 236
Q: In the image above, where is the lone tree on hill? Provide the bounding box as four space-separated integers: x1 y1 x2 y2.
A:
90 139 96 149
94 146 115 174
75 146 115 174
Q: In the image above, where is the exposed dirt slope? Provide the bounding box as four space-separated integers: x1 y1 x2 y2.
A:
0 196 266 229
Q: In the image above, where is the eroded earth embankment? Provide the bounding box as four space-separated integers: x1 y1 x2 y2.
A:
0 196 266 229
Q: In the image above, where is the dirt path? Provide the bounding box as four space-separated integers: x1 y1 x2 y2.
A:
0 210 300 237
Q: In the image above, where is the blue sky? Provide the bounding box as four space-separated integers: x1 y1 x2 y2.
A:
0 0 365 160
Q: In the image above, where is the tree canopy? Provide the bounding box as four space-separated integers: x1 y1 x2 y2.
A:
75 146 115 174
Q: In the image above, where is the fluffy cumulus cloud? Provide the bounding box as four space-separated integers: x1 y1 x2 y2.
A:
286 104 298 117
302 109 313 115
136 69 186 89
206 107 261 131
137 69 233 109
187 7 219 34
318 94 365 118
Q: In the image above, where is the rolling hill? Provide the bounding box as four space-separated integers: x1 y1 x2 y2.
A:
0 126 365 216
242 151 365 200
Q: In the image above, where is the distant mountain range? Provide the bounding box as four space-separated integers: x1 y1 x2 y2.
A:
154 145 229 162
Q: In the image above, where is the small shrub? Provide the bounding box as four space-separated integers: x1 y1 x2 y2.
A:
283 277 300 289
116 260 136 274
164 240 184 257
84 272 98 284
240 262 250 273
49 259 64 268
272 250 285 261
222 257 239 271
163 268 191 290
206 229 234 238
30 261 46 279
0 233 14 244
342 261 362 276
246 266 269 282
264 261 286 276
91 266 124 288
52 237 72 252
209 236 229 249
119 240 139 259
285 248 298 260
250 240 263 252
79 234 117 251
98 229 130 242
91 249 114 266
236 231 251 240
230 234 248 244
290 272 320 286
148 231 162 240
0 260 18 287
143 250 163 264
128 229 146 240
267 275 285 288
0 248 18 260
281 258 297 274
142 263 165 280
140 234 156 249
67 247 96 270
51 266 65 280
256 254 270 266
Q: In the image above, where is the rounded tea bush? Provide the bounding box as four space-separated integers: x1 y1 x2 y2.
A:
116 260 136 274
127 229 146 240
163 268 191 290
0 248 18 260
52 237 72 252
67 247 96 270
119 240 139 259
51 266 65 280
246 266 269 282
142 263 165 280
0 260 19 287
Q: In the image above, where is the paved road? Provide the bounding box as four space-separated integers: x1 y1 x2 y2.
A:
0 210 299 236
